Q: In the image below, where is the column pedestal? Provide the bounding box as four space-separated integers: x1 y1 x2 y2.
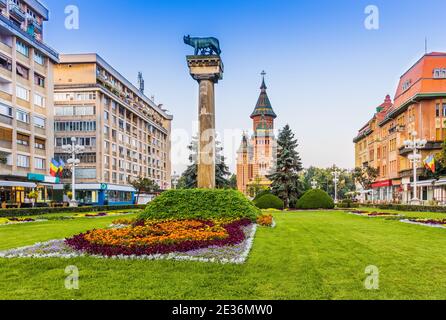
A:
187 55 224 189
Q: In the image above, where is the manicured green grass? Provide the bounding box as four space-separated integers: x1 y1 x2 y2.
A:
1 210 446 300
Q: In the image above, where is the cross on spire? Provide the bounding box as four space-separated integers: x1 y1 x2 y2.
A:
260 70 267 91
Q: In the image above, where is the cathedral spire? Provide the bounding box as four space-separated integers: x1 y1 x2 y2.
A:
251 71 277 119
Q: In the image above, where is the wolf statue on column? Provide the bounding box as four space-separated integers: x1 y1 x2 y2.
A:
183 35 221 56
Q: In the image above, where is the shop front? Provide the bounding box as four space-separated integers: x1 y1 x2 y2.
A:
371 180 393 203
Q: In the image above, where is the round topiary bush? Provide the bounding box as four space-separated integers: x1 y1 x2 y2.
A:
296 189 335 210
254 194 284 210
138 189 261 222
253 189 272 201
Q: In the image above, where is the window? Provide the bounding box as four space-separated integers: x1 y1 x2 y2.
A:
16 40 29 57
16 109 29 123
35 138 45 150
34 158 45 170
34 116 45 128
17 155 29 168
17 134 29 146
34 73 45 87
16 86 29 101
34 93 45 107
16 64 29 79
0 103 12 117
402 79 412 91
433 68 446 79
436 104 440 117
443 104 446 118
34 51 45 65
54 121 97 132
0 53 12 71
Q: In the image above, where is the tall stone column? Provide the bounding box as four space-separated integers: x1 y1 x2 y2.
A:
187 56 224 189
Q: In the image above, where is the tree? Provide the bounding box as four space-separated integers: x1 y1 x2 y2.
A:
303 166 356 200
179 137 231 189
353 165 379 190
267 125 304 208
130 177 160 204
229 174 237 189
247 176 267 198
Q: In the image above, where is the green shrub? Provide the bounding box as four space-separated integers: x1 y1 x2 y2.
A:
296 189 335 210
253 189 272 201
0 204 145 218
254 194 284 210
138 189 261 221
337 199 359 209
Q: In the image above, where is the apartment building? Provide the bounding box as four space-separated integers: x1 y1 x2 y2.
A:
0 0 58 205
354 52 446 204
54 54 172 205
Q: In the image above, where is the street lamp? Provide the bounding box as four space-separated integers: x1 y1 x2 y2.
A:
311 179 318 190
403 131 427 204
171 171 180 189
332 169 340 204
62 137 85 207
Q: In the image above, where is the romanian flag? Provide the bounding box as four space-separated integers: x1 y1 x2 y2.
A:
50 159 60 177
58 159 65 177
424 155 436 173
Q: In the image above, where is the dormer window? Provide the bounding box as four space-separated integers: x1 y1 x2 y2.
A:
433 68 446 79
402 79 412 91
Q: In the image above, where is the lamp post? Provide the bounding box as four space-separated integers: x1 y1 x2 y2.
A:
332 169 340 204
403 131 427 205
171 171 180 189
311 179 318 190
62 137 85 207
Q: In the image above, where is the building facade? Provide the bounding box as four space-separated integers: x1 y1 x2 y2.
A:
54 54 172 205
0 0 59 205
237 74 277 195
354 52 446 204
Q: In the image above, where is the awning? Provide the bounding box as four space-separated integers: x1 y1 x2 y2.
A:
372 180 392 188
0 181 36 188
410 179 435 187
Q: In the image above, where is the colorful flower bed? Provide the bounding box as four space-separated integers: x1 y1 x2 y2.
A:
347 210 400 217
257 214 275 227
66 219 251 256
74 211 137 218
401 218 446 229
0 217 47 226
0 219 258 264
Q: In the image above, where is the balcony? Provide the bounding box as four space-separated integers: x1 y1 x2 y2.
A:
0 113 11 126
0 139 11 149
34 126 45 136
26 16 42 34
399 141 443 156
17 144 29 153
9 4 26 23
389 125 405 135
17 121 30 131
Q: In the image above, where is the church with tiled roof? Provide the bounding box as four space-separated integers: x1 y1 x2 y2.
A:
237 72 277 196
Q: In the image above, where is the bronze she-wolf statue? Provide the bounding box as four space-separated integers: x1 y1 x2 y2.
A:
183 35 221 56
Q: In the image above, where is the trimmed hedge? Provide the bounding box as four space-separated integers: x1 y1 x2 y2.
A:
138 189 261 221
366 204 446 213
0 204 146 218
296 189 335 210
253 189 272 201
254 194 284 210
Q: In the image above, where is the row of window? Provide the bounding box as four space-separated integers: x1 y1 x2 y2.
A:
54 105 95 116
54 92 96 102
16 154 46 170
16 85 45 107
55 137 96 147
54 121 97 132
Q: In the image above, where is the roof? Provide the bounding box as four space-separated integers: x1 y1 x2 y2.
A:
250 74 277 119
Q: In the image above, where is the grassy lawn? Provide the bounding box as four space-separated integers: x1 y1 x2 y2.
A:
1 210 446 300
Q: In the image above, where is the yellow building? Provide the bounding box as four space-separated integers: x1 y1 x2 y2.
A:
0 0 59 204
237 74 276 195
354 52 446 204
53 54 173 205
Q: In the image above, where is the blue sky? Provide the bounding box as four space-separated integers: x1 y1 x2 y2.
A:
41 0 446 174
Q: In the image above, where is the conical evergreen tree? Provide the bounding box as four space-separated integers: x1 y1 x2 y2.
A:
267 125 303 208
180 137 231 189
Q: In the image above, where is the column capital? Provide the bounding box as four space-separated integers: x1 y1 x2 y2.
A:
187 55 224 83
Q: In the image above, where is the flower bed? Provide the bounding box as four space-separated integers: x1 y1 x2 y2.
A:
346 210 400 217
0 219 258 264
74 211 136 219
0 217 47 226
257 214 275 227
401 218 446 229
66 219 251 256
